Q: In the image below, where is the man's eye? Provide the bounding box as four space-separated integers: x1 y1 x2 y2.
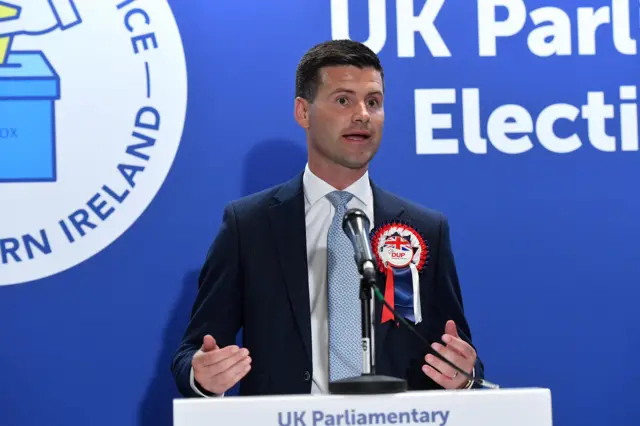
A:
368 99 379 107
337 97 348 105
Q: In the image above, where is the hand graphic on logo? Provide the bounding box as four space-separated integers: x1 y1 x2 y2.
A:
0 1 56 38
0 0 80 64
0 0 80 37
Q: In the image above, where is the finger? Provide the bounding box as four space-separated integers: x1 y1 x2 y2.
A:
193 345 240 368
445 320 459 338
210 355 252 391
424 353 468 390
422 364 452 389
425 344 461 379
431 341 471 378
442 334 476 359
201 335 218 352
207 348 250 375
203 346 249 370
230 359 252 382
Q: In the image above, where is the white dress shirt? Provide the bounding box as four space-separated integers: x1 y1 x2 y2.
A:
302 164 375 394
190 164 375 396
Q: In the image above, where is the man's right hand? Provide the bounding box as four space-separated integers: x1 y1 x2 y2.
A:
192 335 252 395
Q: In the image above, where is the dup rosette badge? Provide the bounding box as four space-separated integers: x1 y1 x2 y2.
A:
370 221 429 325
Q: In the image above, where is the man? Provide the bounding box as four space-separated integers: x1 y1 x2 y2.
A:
171 40 484 397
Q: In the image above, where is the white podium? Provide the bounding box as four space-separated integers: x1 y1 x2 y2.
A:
173 387 552 426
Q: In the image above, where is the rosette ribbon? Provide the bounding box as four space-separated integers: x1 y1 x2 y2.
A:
381 263 422 324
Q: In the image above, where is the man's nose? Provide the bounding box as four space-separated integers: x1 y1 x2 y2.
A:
352 102 371 123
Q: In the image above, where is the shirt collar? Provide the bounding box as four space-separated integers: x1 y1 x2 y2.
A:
303 163 372 207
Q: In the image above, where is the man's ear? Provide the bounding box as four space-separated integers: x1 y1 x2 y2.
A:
294 97 310 129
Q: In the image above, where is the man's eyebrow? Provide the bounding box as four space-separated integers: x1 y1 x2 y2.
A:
328 88 383 96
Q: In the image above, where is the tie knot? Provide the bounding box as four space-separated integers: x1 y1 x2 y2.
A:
326 190 354 209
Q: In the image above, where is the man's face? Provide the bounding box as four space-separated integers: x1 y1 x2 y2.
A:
302 65 384 171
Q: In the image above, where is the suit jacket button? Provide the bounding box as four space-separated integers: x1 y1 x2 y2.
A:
304 370 311 382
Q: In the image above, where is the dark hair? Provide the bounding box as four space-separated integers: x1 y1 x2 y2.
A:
295 39 384 102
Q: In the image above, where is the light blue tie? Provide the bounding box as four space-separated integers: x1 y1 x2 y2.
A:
326 190 362 382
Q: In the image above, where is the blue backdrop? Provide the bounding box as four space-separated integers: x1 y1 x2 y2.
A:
1 0 639 425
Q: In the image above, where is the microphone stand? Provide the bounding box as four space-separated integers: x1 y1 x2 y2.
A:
328 262 408 395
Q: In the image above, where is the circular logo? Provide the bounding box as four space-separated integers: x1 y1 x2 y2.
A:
381 235 414 268
0 0 187 286
371 222 429 272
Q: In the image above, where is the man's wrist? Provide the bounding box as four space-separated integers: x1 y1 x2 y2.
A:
190 366 216 397
459 367 475 389
195 380 216 396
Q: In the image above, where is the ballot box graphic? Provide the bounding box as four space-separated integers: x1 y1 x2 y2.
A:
0 51 60 182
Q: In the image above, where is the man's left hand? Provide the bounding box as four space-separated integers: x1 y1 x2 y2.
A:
422 320 476 389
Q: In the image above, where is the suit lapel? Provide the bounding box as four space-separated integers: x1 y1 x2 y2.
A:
371 181 407 360
268 173 312 364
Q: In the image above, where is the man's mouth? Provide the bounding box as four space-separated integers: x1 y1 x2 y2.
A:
342 131 371 141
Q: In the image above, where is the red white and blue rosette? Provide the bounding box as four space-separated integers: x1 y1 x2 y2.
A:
370 221 429 325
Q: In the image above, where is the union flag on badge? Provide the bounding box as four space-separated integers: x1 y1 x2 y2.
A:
370 221 429 325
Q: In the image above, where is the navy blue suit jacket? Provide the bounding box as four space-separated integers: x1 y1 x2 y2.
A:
171 172 484 396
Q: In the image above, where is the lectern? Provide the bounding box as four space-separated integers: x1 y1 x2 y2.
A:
173 387 552 426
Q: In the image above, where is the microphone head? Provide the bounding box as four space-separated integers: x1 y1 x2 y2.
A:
342 208 370 233
342 208 375 272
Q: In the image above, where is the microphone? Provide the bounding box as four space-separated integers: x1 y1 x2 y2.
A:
340 208 499 391
342 208 378 285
